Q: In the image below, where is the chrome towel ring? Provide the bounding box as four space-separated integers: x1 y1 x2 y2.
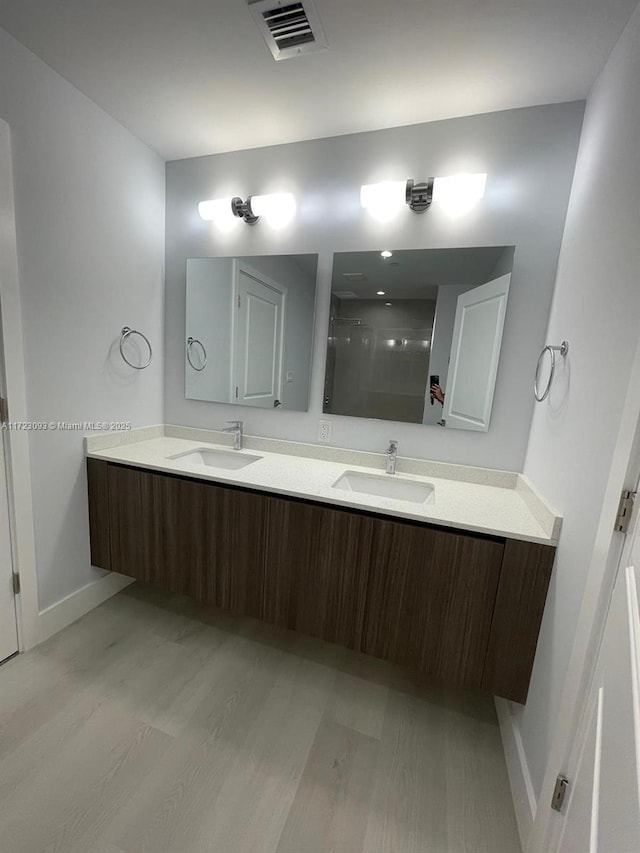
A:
534 341 569 402
186 337 207 371
119 326 152 370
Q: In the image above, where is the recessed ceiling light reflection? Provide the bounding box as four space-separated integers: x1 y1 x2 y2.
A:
377 290 386 295
380 250 393 259
385 302 392 306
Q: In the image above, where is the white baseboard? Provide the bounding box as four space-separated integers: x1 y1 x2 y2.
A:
495 697 537 851
38 572 135 644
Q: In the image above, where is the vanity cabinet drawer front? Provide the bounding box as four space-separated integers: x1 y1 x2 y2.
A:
106 463 269 615
363 521 504 688
482 539 555 703
284 501 375 649
87 458 111 570
206 486 269 618
107 465 189 593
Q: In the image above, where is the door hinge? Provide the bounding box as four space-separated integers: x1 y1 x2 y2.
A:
235 386 239 399
12 573 20 595
551 774 569 812
614 489 636 533
237 295 241 308
0 396 8 425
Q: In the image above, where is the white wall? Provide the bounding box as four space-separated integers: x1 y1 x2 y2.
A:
165 103 583 470
511 0 640 807
0 28 165 613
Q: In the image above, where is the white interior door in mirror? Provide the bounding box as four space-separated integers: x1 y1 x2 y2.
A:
185 254 317 412
442 273 510 431
233 262 286 408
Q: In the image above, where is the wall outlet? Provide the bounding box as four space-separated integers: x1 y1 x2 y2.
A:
318 420 332 443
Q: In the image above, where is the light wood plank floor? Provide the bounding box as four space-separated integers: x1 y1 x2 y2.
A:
0 583 521 853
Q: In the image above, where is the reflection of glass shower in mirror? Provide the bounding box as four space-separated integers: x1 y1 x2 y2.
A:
323 247 514 430
325 297 435 423
186 254 318 412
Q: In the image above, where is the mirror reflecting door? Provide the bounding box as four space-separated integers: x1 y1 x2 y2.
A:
442 273 510 430
185 254 318 412
323 247 514 430
234 263 286 408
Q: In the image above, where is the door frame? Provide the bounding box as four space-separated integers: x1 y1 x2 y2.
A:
529 329 640 852
230 259 287 407
0 119 40 651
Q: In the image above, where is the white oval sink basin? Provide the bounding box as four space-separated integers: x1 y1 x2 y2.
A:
332 470 435 505
168 447 263 470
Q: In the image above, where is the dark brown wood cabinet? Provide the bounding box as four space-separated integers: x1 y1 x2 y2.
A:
87 458 555 703
362 519 505 688
287 501 376 649
105 462 270 616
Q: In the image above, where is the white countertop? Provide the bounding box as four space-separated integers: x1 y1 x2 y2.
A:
86 429 561 546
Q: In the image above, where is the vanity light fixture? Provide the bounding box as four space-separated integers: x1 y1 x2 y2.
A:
199 192 296 229
360 173 487 220
432 173 487 216
197 198 240 233
360 181 406 222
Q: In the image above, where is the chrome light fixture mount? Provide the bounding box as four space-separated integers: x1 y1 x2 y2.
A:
361 173 486 220
406 178 434 213
231 195 259 225
200 192 296 230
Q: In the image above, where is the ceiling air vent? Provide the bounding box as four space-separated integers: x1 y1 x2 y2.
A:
248 0 329 61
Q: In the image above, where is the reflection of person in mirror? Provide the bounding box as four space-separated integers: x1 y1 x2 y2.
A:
430 384 445 405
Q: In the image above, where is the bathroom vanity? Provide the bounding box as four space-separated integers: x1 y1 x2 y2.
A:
86 429 560 704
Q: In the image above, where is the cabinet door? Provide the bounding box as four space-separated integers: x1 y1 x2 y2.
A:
362 520 504 688
108 465 196 594
87 458 111 570
108 465 268 615
260 493 298 629
284 501 376 649
482 539 555 703
200 484 267 618
108 464 163 585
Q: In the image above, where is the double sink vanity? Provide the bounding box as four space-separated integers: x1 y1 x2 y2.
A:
91 226 560 705
86 424 561 705
169 434 435 507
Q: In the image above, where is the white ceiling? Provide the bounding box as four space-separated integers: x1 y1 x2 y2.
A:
0 0 636 161
332 246 510 299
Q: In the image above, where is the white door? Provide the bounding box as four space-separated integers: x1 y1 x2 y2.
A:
0 423 18 663
233 265 285 408
442 273 510 431
556 503 640 853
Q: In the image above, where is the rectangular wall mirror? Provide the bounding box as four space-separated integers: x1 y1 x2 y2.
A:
186 254 318 411
323 247 514 431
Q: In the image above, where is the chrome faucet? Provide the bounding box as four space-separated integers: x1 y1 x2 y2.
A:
386 440 398 475
223 420 244 450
